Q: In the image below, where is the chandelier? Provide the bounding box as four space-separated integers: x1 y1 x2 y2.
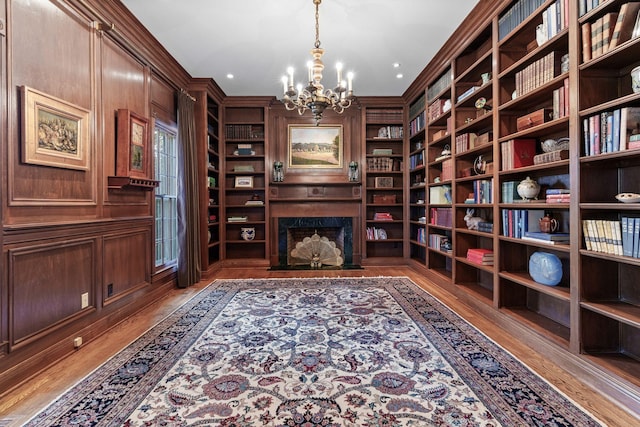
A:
281 0 355 125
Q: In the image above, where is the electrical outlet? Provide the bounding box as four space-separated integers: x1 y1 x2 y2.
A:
81 292 89 309
74 337 83 348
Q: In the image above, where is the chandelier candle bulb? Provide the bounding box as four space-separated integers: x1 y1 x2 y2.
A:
336 62 343 86
287 67 294 88
347 72 353 91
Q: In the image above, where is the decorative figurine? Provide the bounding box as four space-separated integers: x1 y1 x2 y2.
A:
348 161 359 182
273 161 284 182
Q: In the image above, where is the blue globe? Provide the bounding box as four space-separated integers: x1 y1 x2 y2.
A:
528 251 563 286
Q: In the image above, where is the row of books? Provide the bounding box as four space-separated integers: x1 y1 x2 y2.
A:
579 0 610 17
366 109 403 123
430 207 453 228
416 228 426 245
409 150 425 170
455 132 478 154
464 179 493 204
501 209 546 238
225 125 263 140
582 107 640 156
440 159 453 182
409 94 425 120
427 71 451 103
551 78 570 120
500 138 537 171
581 3 640 63
374 126 403 139
582 219 624 255
428 98 451 123
409 111 426 137
466 248 494 266
498 0 546 40
538 0 570 45
429 233 450 252
515 51 563 99
366 227 388 240
367 157 398 172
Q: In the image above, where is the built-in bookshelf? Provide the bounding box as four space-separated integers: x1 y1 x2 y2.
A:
363 106 405 260
405 0 640 413
190 79 223 272
577 0 640 391
223 106 267 262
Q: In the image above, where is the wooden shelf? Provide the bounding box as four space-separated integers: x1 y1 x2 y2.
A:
107 176 159 191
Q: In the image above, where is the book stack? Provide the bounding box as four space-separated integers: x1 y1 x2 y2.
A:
373 212 393 221
477 222 494 233
228 216 248 223
545 188 570 204
372 148 393 156
500 139 536 170
583 107 640 156
466 248 494 266
582 219 623 255
245 200 264 205
237 143 253 155
523 231 570 245
501 209 545 238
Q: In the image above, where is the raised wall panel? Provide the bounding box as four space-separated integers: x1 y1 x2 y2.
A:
103 229 150 303
7 0 96 208
9 239 96 349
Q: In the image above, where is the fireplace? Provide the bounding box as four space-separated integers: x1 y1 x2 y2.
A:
277 217 354 269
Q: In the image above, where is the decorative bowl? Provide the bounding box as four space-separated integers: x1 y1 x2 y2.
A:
615 193 640 203
517 176 540 200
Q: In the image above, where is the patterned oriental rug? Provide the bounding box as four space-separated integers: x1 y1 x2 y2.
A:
27 277 602 426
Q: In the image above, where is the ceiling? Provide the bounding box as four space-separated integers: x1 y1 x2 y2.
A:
120 0 480 98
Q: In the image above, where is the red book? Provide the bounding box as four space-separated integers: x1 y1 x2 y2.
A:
510 139 537 169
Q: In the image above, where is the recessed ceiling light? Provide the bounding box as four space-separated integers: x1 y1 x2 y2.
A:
226 74 234 79
393 62 401 68
396 73 403 79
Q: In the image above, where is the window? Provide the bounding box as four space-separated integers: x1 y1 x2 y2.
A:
154 124 178 267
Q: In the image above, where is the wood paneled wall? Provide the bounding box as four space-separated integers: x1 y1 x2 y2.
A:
0 0 190 395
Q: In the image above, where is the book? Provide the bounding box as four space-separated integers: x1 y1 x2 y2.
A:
522 236 569 245
228 216 248 223
523 231 570 241
620 107 640 150
500 138 536 170
545 188 571 195
601 12 619 55
582 22 592 62
609 3 640 50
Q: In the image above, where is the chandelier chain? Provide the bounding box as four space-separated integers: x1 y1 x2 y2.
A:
314 0 321 49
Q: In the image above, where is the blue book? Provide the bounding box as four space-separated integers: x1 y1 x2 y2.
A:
523 231 570 241
622 217 632 257
612 109 621 152
634 218 640 258
605 112 614 153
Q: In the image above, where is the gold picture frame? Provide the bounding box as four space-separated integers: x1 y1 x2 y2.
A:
288 124 343 168
235 176 254 188
21 86 90 170
117 109 150 179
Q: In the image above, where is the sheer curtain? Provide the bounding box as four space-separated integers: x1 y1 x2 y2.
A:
176 91 201 288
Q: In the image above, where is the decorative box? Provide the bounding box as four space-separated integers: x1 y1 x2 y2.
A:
373 194 396 204
517 109 553 131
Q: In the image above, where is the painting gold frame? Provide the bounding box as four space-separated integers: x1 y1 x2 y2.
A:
288 124 343 169
235 176 254 188
117 109 150 179
21 86 90 170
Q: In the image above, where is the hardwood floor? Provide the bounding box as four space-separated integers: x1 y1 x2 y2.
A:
0 266 637 426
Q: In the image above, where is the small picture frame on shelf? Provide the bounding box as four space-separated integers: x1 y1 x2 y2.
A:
374 176 394 188
116 108 151 179
235 176 253 188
